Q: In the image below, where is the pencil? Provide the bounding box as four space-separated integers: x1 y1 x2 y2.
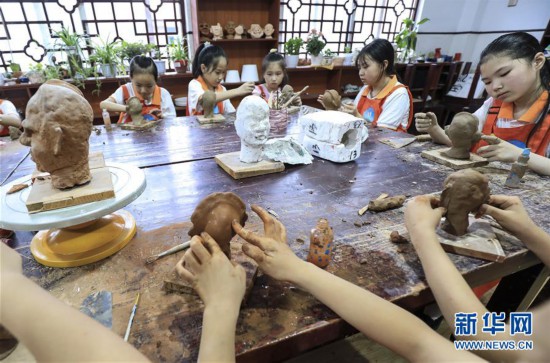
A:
123 292 140 342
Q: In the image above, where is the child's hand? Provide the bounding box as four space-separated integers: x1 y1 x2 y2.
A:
176 234 246 308
0 243 23 277
405 195 446 239
232 205 304 282
476 139 522 163
415 112 437 133
150 109 163 119
238 82 255 96
341 103 361 117
477 195 535 237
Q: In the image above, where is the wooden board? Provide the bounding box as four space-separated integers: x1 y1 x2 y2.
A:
196 114 226 124
120 120 160 130
215 151 285 179
421 148 488 169
378 137 416 149
25 153 115 213
437 218 505 262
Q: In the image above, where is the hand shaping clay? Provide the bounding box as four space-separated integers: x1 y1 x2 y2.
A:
442 112 481 160
440 169 490 236
199 90 217 119
20 80 93 189
188 192 248 258
127 96 144 125
321 90 341 111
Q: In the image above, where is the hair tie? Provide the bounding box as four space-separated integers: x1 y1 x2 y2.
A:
204 41 212 48
269 48 277 54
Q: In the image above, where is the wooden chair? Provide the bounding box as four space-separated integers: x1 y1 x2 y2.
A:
441 64 486 126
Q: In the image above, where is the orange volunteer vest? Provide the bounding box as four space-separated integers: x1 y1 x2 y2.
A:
118 84 162 124
186 76 225 116
471 91 550 156
356 75 413 133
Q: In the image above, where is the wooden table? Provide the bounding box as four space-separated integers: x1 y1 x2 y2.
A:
4 109 550 362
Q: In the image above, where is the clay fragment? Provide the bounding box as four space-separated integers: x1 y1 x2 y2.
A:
367 195 406 212
7 183 29 194
188 192 248 258
441 112 481 160
440 169 490 236
390 231 408 244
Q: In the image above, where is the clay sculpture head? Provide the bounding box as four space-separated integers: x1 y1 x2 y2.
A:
188 192 248 258
440 169 490 236
235 95 270 163
235 25 244 39
321 90 341 111
279 85 295 107
127 96 144 125
200 90 216 119
211 23 224 40
248 24 264 39
199 22 212 41
20 80 93 189
225 21 236 39
442 112 481 160
264 23 274 38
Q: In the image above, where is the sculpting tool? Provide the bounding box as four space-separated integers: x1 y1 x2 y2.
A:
1 150 30 186
123 293 140 342
145 241 191 264
282 85 309 108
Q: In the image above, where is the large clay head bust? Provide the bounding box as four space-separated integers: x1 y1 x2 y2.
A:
440 169 490 236
235 95 270 163
127 96 144 125
188 192 248 258
20 80 93 189
200 90 216 119
442 112 481 160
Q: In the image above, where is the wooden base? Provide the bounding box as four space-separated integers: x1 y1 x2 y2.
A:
437 218 505 262
196 114 226 124
215 151 285 179
120 120 160 130
421 148 488 170
25 153 115 213
378 137 416 149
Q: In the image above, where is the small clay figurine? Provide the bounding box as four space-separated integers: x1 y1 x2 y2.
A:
440 169 490 236
211 23 224 40
441 112 481 160
225 21 236 39
248 24 264 39
235 95 270 163
320 89 341 111
279 85 302 108
199 22 213 42
19 80 93 189
264 23 274 39
234 25 244 39
199 90 216 119
126 96 144 125
188 192 248 259
307 218 334 268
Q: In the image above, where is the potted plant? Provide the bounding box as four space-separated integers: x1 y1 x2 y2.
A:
343 46 353 66
27 63 46 83
321 48 335 66
90 38 121 78
284 37 303 68
8 61 22 79
394 17 429 63
305 29 325 65
120 41 155 70
152 46 166 75
51 26 87 78
169 38 188 73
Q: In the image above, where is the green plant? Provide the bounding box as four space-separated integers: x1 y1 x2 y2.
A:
8 61 21 72
324 48 334 57
344 46 352 54
51 26 89 79
153 46 164 60
394 17 429 60
284 37 303 55
90 38 122 65
120 41 155 61
168 38 188 60
305 29 325 56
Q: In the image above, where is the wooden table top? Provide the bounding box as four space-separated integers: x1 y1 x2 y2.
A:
5 108 550 362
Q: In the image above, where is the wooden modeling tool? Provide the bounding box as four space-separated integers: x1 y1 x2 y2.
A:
124 293 140 342
145 241 191 264
282 85 309 108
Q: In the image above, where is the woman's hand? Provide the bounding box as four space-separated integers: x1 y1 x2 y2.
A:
232 205 304 282
175 234 246 308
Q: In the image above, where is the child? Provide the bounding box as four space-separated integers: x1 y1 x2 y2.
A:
252 49 301 107
416 32 550 176
322 39 413 132
405 194 550 361
177 206 482 362
0 99 21 137
100 55 175 123
187 42 254 116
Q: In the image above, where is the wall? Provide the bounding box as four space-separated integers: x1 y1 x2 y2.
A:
416 0 547 67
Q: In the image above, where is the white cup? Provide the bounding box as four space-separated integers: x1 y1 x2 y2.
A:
241 64 259 82
225 70 240 83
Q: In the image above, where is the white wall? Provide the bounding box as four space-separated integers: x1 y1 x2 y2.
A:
416 0 548 67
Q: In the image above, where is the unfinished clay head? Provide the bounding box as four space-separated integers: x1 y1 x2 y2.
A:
235 25 244 39
199 22 212 39
235 95 270 163
264 23 274 38
188 192 248 258
322 90 342 111
211 23 223 40
440 169 490 236
225 21 236 39
248 24 264 39
200 90 216 119
442 112 481 160
279 85 294 106
127 96 144 125
20 80 93 189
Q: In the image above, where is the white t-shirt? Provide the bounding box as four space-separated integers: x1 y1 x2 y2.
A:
473 97 550 157
353 84 410 131
0 100 19 135
188 79 236 115
110 83 176 118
